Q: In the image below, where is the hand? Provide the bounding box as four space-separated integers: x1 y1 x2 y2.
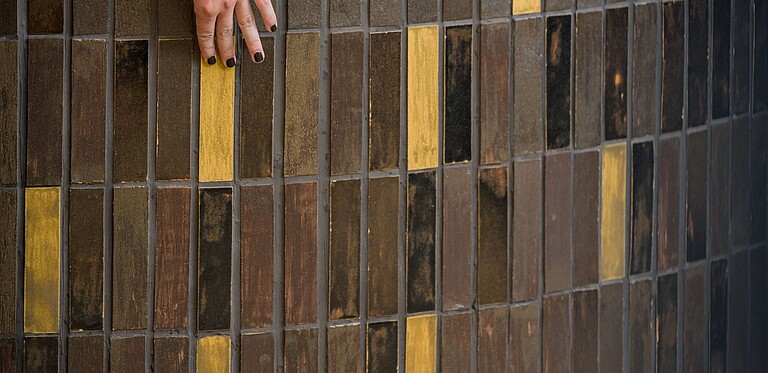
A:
194 0 277 66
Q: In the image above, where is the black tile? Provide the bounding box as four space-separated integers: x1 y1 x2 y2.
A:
24 337 58 371
658 137 680 269
546 15 571 150
367 322 397 372
630 141 653 274
750 249 768 371
710 124 730 256
750 117 767 244
712 0 730 119
407 171 436 313
114 40 148 183
710 259 728 373
754 0 767 112
605 7 628 140
732 119 750 247
686 131 707 262
198 188 233 331
733 0 750 114
657 273 677 373
69 189 104 330
727 252 749 372
444 25 472 163
688 0 708 126
661 2 684 132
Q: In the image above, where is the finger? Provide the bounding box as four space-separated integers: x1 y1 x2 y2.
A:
236 0 264 63
195 6 218 64
216 5 237 68
252 0 277 32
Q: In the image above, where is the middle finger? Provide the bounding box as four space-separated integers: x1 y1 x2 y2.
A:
216 6 237 68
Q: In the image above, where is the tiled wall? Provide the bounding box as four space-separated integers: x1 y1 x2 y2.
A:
0 0 767 371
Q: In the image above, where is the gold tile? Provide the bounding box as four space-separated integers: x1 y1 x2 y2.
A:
513 0 541 15
407 26 439 170
24 187 60 333
196 335 231 373
601 143 626 280
199 46 235 182
405 314 436 373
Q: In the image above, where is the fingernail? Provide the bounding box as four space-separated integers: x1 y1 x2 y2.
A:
206 56 216 65
254 52 264 63
270 24 277 32
226 58 235 68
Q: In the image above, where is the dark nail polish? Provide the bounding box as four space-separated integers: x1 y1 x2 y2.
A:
226 58 235 68
254 52 264 63
207 56 216 65
271 24 277 32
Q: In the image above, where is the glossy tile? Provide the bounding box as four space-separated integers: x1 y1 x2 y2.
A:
198 188 232 331
241 333 273 373
731 119 750 247
512 159 541 302
158 0 193 36
408 0 437 23
546 15 571 150
0 0 15 35
478 167 508 304
686 131 707 262
287 0 321 28
442 168 472 310
513 0 540 15
599 283 623 372
441 313 471 373
0 190 15 333
480 22 510 164
510 303 539 373
240 185 274 329
115 0 149 36
240 37 273 179
24 187 60 334
110 336 144 372
329 179 361 320
733 0 751 114
157 39 192 181
572 290 598 373
27 39 63 186
712 0 730 119
154 337 188 373
0 41 16 186
197 336 231 373
199 43 235 182
658 137 679 270
543 294 570 373
574 12 602 148
544 154 571 293
573 151 598 286
513 17 543 155
632 3 658 137
24 337 58 371
688 0 708 126
444 0 471 21
284 329 318 372
605 8 628 140
331 0 360 26
407 171 436 313
367 177 399 317
710 124 730 256
112 187 147 330
369 32 401 171
684 266 707 372
68 336 103 373
630 142 653 275
328 325 360 372
284 182 318 325
656 273 677 373
68 189 104 331
601 143 626 280
408 26 439 170
405 314 436 373
629 280 653 373
750 117 768 244
114 40 148 183
154 187 191 331
444 25 472 164
28 0 63 34
479 307 507 372
369 0 401 26
71 39 106 183
331 32 364 175
285 32 319 177
710 259 728 372
73 0 107 34
661 1 684 132
367 322 398 372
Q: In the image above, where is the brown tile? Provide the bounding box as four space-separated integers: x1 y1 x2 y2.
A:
479 307 507 372
513 159 541 302
751 117 768 244
733 0 750 114
367 322 398 373
407 171 436 313
240 37 274 179
158 0 193 36
331 0 360 26
68 189 104 331
441 313 471 373
445 25 472 164
327 325 360 372
657 273 677 373
632 3 658 137
480 22 510 164
367 177 399 317
241 185 274 329
728 252 748 372
661 2 684 132
684 266 707 372
284 329 318 372
442 168 471 310
546 15 571 150
71 39 106 183
514 17 543 155
574 12 602 148
329 180 361 320
543 294 569 373
688 0 708 126
0 1 15 35
154 188 190 330
573 151 598 286
750 249 768 371
477 167 508 304
369 32 401 171
510 303 539 373
112 187 147 330
732 119 750 247
544 154 571 293
0 338 14 372
658 137 679 269
572 290 598 373
546 0 570 11
114 40 148 183
629 280 653 373
284 182 318 325
27 39 63 186
712 0 730 119
110 336 144 372
630 142 653 274
600 283 624 372
73 0 107 34
605 7 628 140
331 32 364 176
710 259 728 373
115 0 149 36
68 336 103 373
710 124 730 256
287 0 320 28
152 338 188 373
28 0 62 34
444 0 471 21
285 33 319 176
0 41 16 185
198 188 232 331
409 0 437 23
0 190 15 333
157 39 191 181
241 333 273 373
686 131 707 262
24 337 58 371
369 0 401 26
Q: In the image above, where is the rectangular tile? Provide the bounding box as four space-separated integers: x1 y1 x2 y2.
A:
657 273 677 373
712 0 730 119
408 26 439 170
710 259 728 372
688 0 708 126
329 179 360 320
330 0 360 26
710 124 730 256
0 0 15 35
444 25 472 164
24 337 58 371
157 39 191 181
751 117 768 244
405 315 436 373
661 2 684 132
284 329 318 372
367 177 399 317
367 322 398 372
198 188 232 331
199 43 234 182
441 313 471 373
24 187 60 333
442 168 471 310
68 189 104 331
632 3 658 137
686 131 707 262
369 0 401 26
240 37 274 179
574 12 602 148
73 0 107 34
197 336 231 373
284 182 317 325
158 0 193 36
544 154 571 293
630 142 653 275
407 171 436 313
601 143 626 280
114 40 148 183
732 0 750 114
732 119 750 247
240 185 274 329
513 18 543 155
478 307 507 372
369 32 401 171
287 0 320 28
604 8 628 140
115 0 149 36
71 39 106 183
331 32 364 175
546 15 571 150
513 0 540 14
0 190 14 333
68 336 103 373
481 0 508 17
572 290 598 373
756 0 768 112
285 32 319 177
0 41 16 185
328 325 360 372
728 252 748 373
154 187 190 330
112 187 147 330
510 303 539 373
684 266 707 372
658 137 679 269
750 249 768 371
512 159 541 302
480 22 510 164
543 294 569 373
573 151 598 286
444 0 471 21
599 283 623 373
629 280 653 373
241 333 273 373
110 336 144 372
27 39 63 186
154 337 188 373
478 167 507 304
0 338 13 372
28 0 63 34
408 0 437 23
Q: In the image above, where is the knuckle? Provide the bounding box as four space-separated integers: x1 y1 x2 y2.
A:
196 3 218 17
218 27 234 38
238 14 255 28
223 0 236 8
197 31 215 42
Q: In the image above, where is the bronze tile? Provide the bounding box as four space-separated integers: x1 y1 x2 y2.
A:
629 280 653 373
112 187 147 330
728 252 748 372
28 0 62 34
408 0 437 23
158 0 193 36
240 37 274 179
198 188 232 331
710 125 730 256
114 40 148 183
573 151 598 286
157 39 191 181
512 159 541 302
733 0 750 114
750 249 768 371
658 137 679 269
731 119 749 247
479 307 507 372
480 22 509 165
546 15 571 150
27 39 63 186
71 39 106 183
284 329 318 372
599 283 623 373
285 33 319 176
441 313 471 373
688 0 708 126
327 325 360 372
630 142 653 274
369 32 401 171
444 0 471 21
574 12 601 148
684 266 706 372
367 177 399 317
407 171 436 313
750 117 767 244
369 0 401 26
367 322 398 372
445 25 472 164
115 0 150 36
543 294 569 373
757 0 768 112
329 180 361 320
605 7 628 140
287 0 321 28
68 189 104 331
154 337 188 373
632 3 658 137
478 167 508 304
110 336 144 372
331 32 364 176
513 17 543 155
661 2 684 132
656 273 677 373
284 182 318 325
24 337 58 371
544 154 571 293
572 290 598 373
331 0 360 26
510 303 539 373
241 333 273 373
154 187 190 331
545 0 570 11
241 185 274 329
712 0 730 119
710 259 727 372
686 131 707 262
73 0 107 34
68 336 103 373
442 167 471 310
0 338 14 372
0 190 15 333
0 0 15 35
0 41 17 185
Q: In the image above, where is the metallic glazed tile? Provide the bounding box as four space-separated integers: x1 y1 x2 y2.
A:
197 188 233 331
629 280 653 373
546 15 571 150
199 44 235 182
686 131 707 262
114 40 148 183
657 137 680 270
329 179 361 320
369 32 401 171
331 32 364 176
632 3 658 137
240 37 274 179
513 18 543 156
112 187 148 330
197 336 231 373
71 39 106 183
27 39 63 186
600 143 626 281
408 26 439 170
407 171 437 313
240 186 274 329
442 167 472 310
684 267 707 372
710 125 730 257
710 259 728 372
24 337 58 371
0 190 15 333
285 33 319 177
154 188 191 330
68 189 104 331
367 322 398 372
604 8 628 140
444 25 472 164
656 273 678 373
479 22 509 165
477 167 508 304
630 142 653 275
157 40 192 181
0 41 17 185
688 0 708 126
24 187 60 334
574 12 602 148
405 315 437 373
661 2 684 132
513 0 540 15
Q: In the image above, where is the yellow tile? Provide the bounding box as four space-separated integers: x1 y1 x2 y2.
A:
24 187 60 334
199 46 235 182
407 26 439 171
197 335 231 373
601 143 626 280
513 0 541 14
405 314 436 373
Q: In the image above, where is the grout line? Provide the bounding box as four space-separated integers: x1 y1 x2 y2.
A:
624 2 635 372
231 19 243 373
359 0 371 370
146 0 159 368
187 27 201 373
469 1 480 372
317 0 331 370
435 1 444 371
397 0 407 370
676 0 690 370
13 0 27 367
60 0 73 367
103 0 116 369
